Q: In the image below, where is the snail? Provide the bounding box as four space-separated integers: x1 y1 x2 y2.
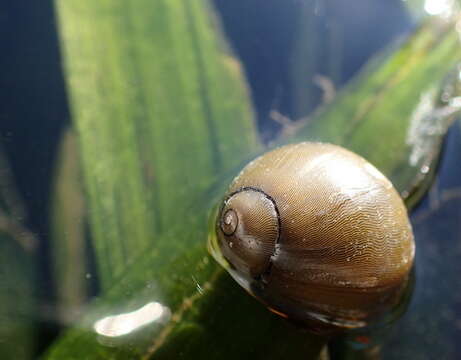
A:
208 142 415 335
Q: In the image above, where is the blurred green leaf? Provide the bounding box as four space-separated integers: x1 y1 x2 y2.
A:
0 233 35 359
50 129 89 325
403 0 427 18
0 149 37 359
46 3 461 360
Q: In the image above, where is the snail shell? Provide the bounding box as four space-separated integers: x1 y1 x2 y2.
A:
209 142 415 334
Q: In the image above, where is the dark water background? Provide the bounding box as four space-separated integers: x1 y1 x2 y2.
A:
214 0 413 140
0 0 69 351
383 123 461 359
2 1 460 358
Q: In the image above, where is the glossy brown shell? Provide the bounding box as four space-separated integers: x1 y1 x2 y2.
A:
215 142 415 333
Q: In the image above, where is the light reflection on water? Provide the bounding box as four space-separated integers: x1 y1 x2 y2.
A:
93 302 171 338
424 0 456 16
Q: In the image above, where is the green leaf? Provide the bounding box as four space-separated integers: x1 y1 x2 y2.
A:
54 0 261 289
46 5 461 360
50 129 89 325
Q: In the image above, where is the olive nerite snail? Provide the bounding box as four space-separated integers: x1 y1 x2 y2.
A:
208 142 415 335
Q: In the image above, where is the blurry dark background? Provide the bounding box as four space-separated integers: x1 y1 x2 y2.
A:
0 0 69 352
213 0 413 140
0 0 414 355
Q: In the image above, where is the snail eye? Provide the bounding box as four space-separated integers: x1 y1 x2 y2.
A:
217 188 280 278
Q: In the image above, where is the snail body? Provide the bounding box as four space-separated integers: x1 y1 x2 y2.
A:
208 142 415 334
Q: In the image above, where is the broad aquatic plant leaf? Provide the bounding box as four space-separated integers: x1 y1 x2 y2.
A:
45 221 326 359
46 7 461 360
54 0 260 289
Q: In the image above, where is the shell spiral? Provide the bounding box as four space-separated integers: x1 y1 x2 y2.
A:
211 142 415 334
